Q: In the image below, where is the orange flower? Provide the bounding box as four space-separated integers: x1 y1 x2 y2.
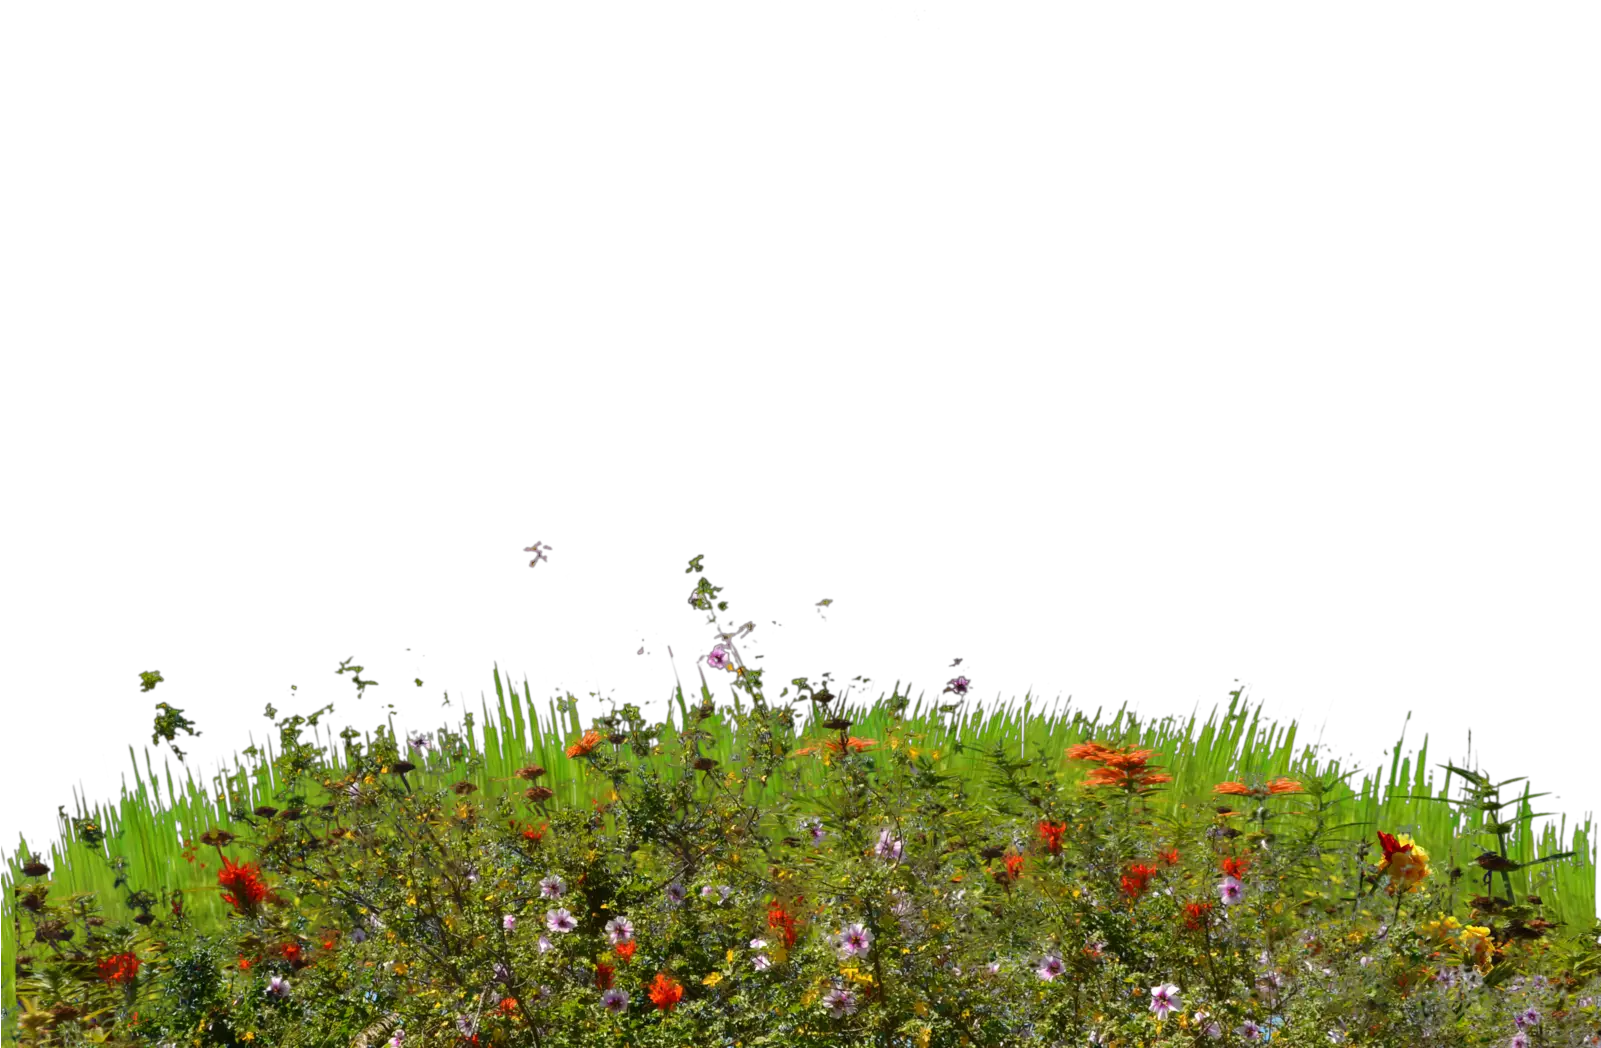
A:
1157 847 1180 866
648 972 684 1012
498 997 519 1015
1221 855 1251 879
1085 765 1173 790
1069 742 1172 793
1003 853 1026 880
1065 741 1119 762
614 940 637 963
566 729 604 759
1037 820 1067 855
1214 777 1304 796
793 736 878 757
522 822 548 843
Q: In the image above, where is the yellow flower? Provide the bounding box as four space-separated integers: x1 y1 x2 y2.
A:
703 971 723 987
1379 834 1432 892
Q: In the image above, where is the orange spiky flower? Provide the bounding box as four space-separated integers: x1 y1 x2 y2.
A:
566 730 604 759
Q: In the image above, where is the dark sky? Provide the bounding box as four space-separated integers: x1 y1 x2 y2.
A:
9 515 1588 876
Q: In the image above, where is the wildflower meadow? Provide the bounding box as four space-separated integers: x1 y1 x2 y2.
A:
4 554 1601 1047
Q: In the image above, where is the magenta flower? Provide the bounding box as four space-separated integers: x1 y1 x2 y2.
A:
1037 952 1065 981
545 908 577 934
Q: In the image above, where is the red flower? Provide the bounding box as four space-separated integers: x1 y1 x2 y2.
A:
522 822 549 844
97 952 140 985
767 896 803 949
1037 820 1067 856
1221 855 1251 880
1003 853 1026 880
238 955 253 971
1183 901 1214 931
614 940 637 963
280 942 303 964
497 997 519 1016
217 856 270 914
1158 848 1180 866
1377 830 1413 863
1120 863 1159 900
648 972 684 1012
596 961 615 990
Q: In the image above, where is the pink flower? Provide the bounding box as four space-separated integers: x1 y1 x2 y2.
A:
1149 982 1181 1020
835 922 873 959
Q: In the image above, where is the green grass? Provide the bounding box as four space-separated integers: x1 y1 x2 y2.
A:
4 667 1596 1036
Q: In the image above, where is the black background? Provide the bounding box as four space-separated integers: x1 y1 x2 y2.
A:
6 515 1594 883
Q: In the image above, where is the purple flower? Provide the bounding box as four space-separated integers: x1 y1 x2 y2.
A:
752 954 772 971
537 934 553 954
1239 1019 1263 1041
799 817 827 845
874 828 903 862
545 908 577 934
821 986 858 1018
665 881 687 907
1515 1008 1541 1028
540 874 565 899
351 927 367 944
707 645 731 670
604 916 634 944
1219 876 1246 905
600 988 629 1014
502 914 517 932
266 975 290 998
1036 952 1065 981
945 676 970 696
